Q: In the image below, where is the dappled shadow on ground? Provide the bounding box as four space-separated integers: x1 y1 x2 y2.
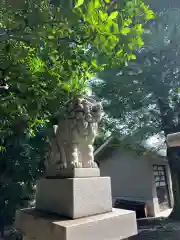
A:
131 218 180 240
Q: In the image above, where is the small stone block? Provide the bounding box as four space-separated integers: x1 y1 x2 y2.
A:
15 208 138 240
45 167 100 178
36 177 112 219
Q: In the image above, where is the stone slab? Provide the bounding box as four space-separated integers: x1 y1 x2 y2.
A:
36 177 112 219
45 167 100 178
15 208 138 240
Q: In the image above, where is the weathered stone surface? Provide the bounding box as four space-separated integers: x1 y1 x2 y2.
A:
15 208 137 240
45 167 100 178
36 177 112 219
45 97 103 173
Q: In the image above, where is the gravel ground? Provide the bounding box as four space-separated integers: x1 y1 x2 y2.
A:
130 218 180 240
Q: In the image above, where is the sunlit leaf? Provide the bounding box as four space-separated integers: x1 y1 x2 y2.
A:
109 11 118 20
121 27 131 35
74 0 84 8
99 10 108 21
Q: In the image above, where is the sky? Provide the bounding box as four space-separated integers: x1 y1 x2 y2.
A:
143 134 166 157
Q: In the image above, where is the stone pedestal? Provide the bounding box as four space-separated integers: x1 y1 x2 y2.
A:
45 167 100 178
15 208 137 240
36 177 112 218
15 170 138 240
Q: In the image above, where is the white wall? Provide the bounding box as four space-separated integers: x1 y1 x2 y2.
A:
99 149 153 202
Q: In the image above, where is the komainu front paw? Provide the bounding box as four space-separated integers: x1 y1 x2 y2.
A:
57 162 67 169
70 161 82 168
88 161 98 168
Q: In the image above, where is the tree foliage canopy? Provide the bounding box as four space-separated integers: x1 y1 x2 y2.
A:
0 0 154 229
0 0 154 144
94 9 180 140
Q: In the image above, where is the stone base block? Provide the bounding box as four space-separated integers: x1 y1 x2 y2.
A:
36 177 112 219
45 167 100 178
15 208 137 240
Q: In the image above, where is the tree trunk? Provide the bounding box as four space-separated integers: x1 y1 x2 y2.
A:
167 146 180 219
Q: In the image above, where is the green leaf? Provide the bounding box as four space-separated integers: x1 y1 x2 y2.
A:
91 59 98 68
63 83 71 92
48 35 55 40
121 27 131 35
130 54 136 60
94 0 101 8
128 43 134 50
145 10 155 20
99 10 108 21
134 24 143 35
112 22 119 34
74 0 84 8
109 11 118 20
0 145 5 152
124 19 132 27
137 37 144 46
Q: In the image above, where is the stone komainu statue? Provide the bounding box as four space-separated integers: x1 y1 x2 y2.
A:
45 97 103 171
